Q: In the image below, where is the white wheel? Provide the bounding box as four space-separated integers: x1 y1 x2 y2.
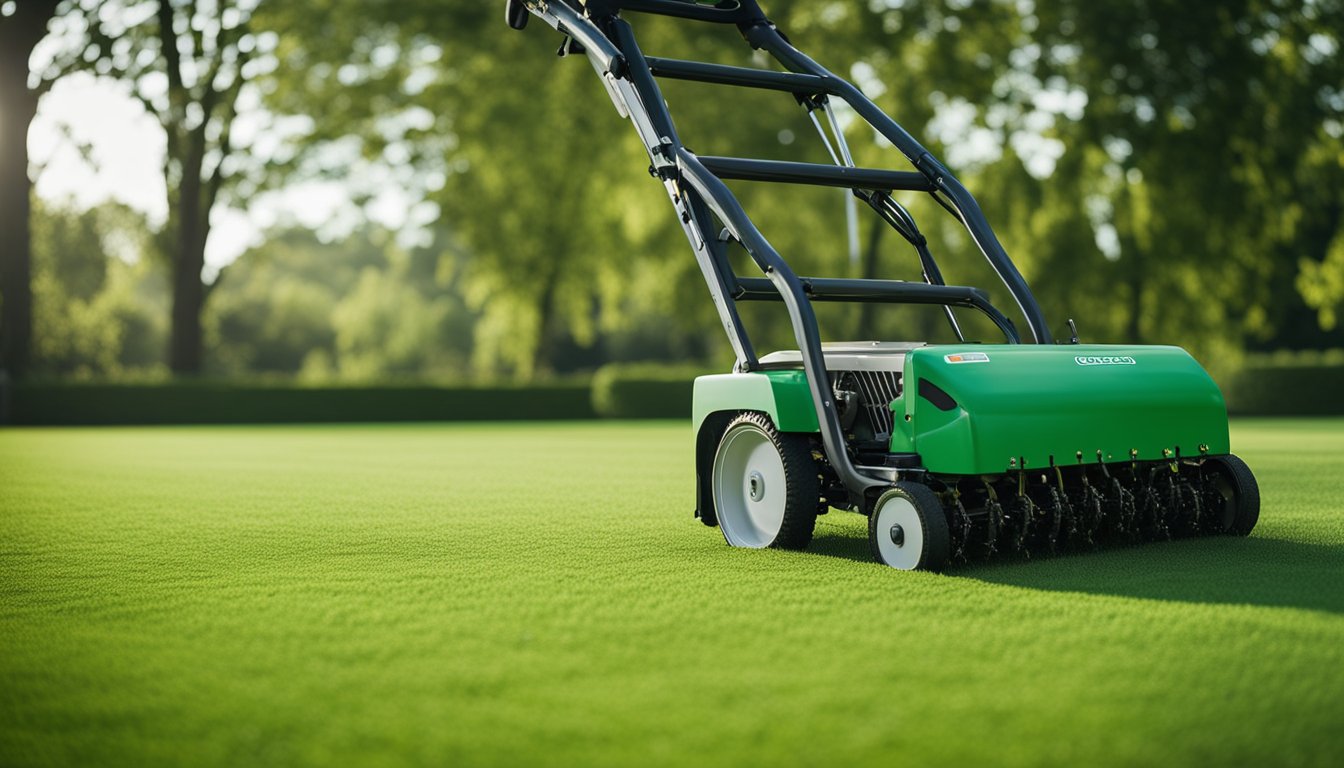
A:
711 413 817 550
868 484 951 571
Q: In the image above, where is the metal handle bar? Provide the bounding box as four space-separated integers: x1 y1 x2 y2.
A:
732 277 1020 343
507 0 1055 504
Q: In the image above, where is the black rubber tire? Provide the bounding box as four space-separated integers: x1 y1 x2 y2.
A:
867 482 951 572
712 412 819 550
1205 454 1260 536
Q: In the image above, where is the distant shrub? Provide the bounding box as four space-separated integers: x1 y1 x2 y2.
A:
591 363 717 419
1223 353 1344 415
1243 348 1344 367
9 382 595 425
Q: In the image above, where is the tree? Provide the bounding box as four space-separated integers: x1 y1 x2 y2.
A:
204 225 475 380
29 198 167 377
261 0 1343 378
264 3 828 377
788 0 1342 359
0 0 60 379
35 0 272 373
1032 0 1343 354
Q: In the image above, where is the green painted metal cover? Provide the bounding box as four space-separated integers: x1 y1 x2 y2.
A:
693 370 819 434
898 344 1230 474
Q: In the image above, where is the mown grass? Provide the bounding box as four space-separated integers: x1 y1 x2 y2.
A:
2 420 1341 766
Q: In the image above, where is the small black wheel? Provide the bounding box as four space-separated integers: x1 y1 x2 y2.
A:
868 483 951 572
1204 454 1260 536
711 412 819 550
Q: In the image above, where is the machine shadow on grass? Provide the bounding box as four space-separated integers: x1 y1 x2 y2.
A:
809 529 1344 615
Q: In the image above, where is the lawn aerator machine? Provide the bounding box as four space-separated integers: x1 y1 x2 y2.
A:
506 0 1259 570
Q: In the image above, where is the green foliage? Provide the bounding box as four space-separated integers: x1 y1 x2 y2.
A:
34 0 302 372
28 199 167 377
825 0 1344 359
260 5 807 377
1298 228 1344 331
23 1 1343 383
207 271 337 376
330 267 452 380
262 0 1342 372
204 226 475 380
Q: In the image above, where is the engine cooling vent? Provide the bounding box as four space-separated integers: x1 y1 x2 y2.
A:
832 369 902 441
853 369 900 439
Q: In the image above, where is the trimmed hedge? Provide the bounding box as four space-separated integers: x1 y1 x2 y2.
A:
7 382 595 425
1222 362 1344 416
5 356 1341 425
590 363 713 419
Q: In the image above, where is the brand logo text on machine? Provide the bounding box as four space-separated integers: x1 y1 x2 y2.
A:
1074 355 1137 366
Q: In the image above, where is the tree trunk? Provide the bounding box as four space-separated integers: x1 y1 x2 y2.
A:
168 221 206 374
0 1 58 379
529 257 561 380
168 131 208 374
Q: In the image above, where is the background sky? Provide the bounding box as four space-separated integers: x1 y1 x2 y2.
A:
24 71 427 278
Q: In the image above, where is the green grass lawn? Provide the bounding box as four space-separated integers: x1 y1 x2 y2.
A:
2 419 1342 766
